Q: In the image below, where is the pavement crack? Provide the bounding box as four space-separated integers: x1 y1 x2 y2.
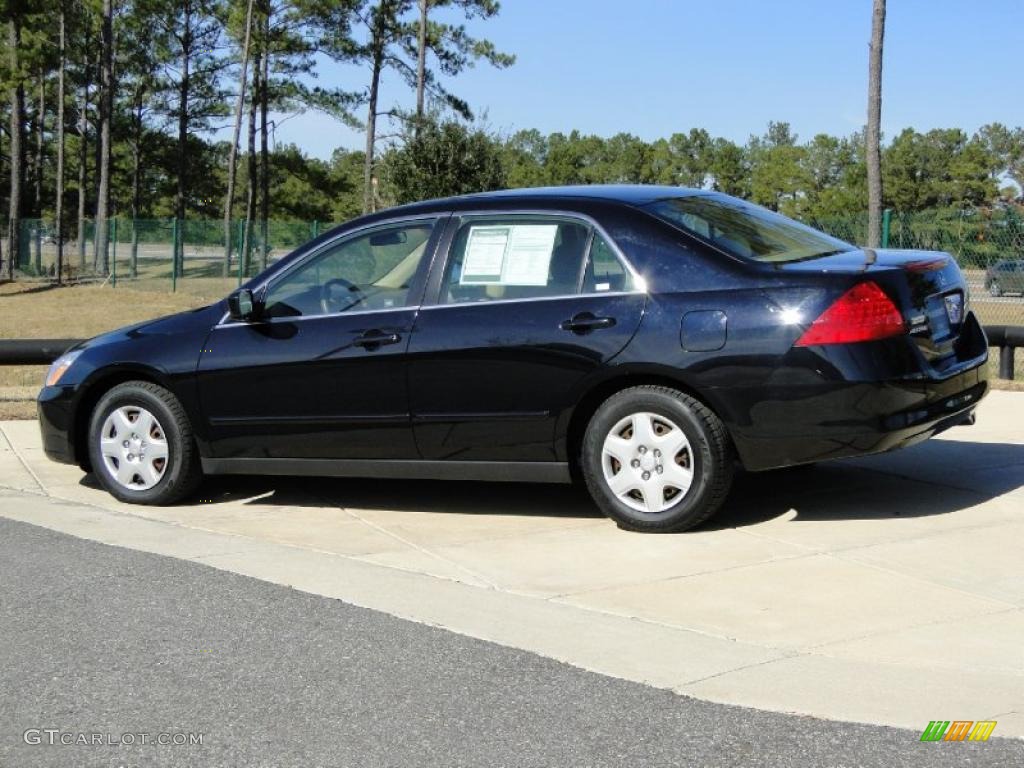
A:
0 424 48 496
335 505 502 590
679 652 805 688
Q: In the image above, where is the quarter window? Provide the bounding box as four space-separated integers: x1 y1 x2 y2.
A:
583 233 635 293
442 218 590 304
263 221 435 318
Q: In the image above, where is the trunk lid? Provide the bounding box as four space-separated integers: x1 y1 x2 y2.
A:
778 248 969 366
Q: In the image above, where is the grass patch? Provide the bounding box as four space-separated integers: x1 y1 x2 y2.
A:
0 281 213 388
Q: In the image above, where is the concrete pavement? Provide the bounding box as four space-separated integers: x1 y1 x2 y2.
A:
1 389 1023 737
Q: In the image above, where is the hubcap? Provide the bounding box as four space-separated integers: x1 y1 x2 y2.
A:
98 406 169 491
601 412 694 514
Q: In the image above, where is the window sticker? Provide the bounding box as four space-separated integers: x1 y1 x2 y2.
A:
461 226 510 284
501 225 558 286
460 224 559 286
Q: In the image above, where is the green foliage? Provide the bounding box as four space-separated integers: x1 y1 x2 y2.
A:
1 0 1021 256
378 117 505 204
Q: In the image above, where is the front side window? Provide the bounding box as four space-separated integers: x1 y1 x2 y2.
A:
644 193 853 264
263 220 435 318
441 218 591 304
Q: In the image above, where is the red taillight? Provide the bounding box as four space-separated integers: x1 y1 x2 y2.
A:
794 281 907 346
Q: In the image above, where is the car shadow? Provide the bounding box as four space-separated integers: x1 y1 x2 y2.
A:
197 473 604 520
704 438 1024 531
91 438 1024 530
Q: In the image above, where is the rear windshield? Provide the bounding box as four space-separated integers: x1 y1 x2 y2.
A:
643 194 853 264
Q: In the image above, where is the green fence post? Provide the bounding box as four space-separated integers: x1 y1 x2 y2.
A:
171 218 179 293
111 218 118 287
881 209 892 249
312 220 319 239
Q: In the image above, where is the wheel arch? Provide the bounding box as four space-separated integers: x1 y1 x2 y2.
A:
561 367 736 477
72 365 173 472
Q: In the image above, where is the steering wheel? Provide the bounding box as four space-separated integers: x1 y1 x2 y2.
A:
320 277 367 314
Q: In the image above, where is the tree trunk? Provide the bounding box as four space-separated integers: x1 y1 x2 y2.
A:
415 0 428 124
130 98 142 278
259 10 269 270
77 48 90 272
223 0 256 276
34 72 44 275
55 5 66 283
94 0 114 275
866 0 886 248
363 53 382 214
241 58 258 276
92 53 101 268
7 17 24 281
175 2 192 279
363 2 394 214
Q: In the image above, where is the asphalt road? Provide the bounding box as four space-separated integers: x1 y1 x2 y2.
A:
0 517 1020 768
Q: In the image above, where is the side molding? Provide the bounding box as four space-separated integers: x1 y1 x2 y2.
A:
201 457 572 484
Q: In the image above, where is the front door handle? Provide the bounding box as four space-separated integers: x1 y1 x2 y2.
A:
560 312 616 334
353 329 402 349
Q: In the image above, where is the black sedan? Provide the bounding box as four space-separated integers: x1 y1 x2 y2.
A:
38 186 989 532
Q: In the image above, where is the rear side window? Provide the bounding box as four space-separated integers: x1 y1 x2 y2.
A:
441 218 590 304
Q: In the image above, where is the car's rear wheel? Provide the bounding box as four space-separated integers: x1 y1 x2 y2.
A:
88 381 202 505
989 279 1002 297
581 385 733 532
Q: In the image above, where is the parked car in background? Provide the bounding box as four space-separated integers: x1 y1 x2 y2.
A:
985 259 1024 296
38 186 989 532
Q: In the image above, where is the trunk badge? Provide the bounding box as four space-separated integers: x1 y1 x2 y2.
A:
944 293 963 324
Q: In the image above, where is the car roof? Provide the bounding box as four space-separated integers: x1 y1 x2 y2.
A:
361 185 711 220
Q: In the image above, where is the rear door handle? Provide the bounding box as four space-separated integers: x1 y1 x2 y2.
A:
560 312 616 334
353 329 402 349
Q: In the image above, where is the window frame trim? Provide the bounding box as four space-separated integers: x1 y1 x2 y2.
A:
217 213 446 327
422 209 645 309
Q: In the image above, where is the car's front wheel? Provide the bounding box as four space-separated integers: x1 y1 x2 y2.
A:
580 385 733 533
88 381 202 505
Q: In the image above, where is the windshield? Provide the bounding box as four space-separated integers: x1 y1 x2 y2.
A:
643 194 853 264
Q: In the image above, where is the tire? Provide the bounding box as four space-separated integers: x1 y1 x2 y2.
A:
87 380 203 505
989 280 1002 297
580 385 733 533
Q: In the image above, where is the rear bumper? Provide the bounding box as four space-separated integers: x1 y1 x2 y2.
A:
37 385 78 465
725 354 989 472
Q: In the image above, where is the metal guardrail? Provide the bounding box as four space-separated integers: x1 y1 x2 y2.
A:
1 327 1023 379
985 325 1024 380
0 339 83 365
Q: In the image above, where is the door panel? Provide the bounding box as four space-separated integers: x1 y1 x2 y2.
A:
197 217 444 460
198 311 418 459
408 293 645 461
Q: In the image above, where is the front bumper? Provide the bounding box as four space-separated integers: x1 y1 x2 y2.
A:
37 385 78 465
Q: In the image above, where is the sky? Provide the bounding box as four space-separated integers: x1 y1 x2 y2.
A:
242 0 1024 160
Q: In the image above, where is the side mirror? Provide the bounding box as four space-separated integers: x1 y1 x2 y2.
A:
227 288 261 322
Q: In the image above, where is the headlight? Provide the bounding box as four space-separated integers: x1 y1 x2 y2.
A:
45 350 83 387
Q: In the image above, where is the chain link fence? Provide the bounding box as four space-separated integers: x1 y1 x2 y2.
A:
10 218 342 298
